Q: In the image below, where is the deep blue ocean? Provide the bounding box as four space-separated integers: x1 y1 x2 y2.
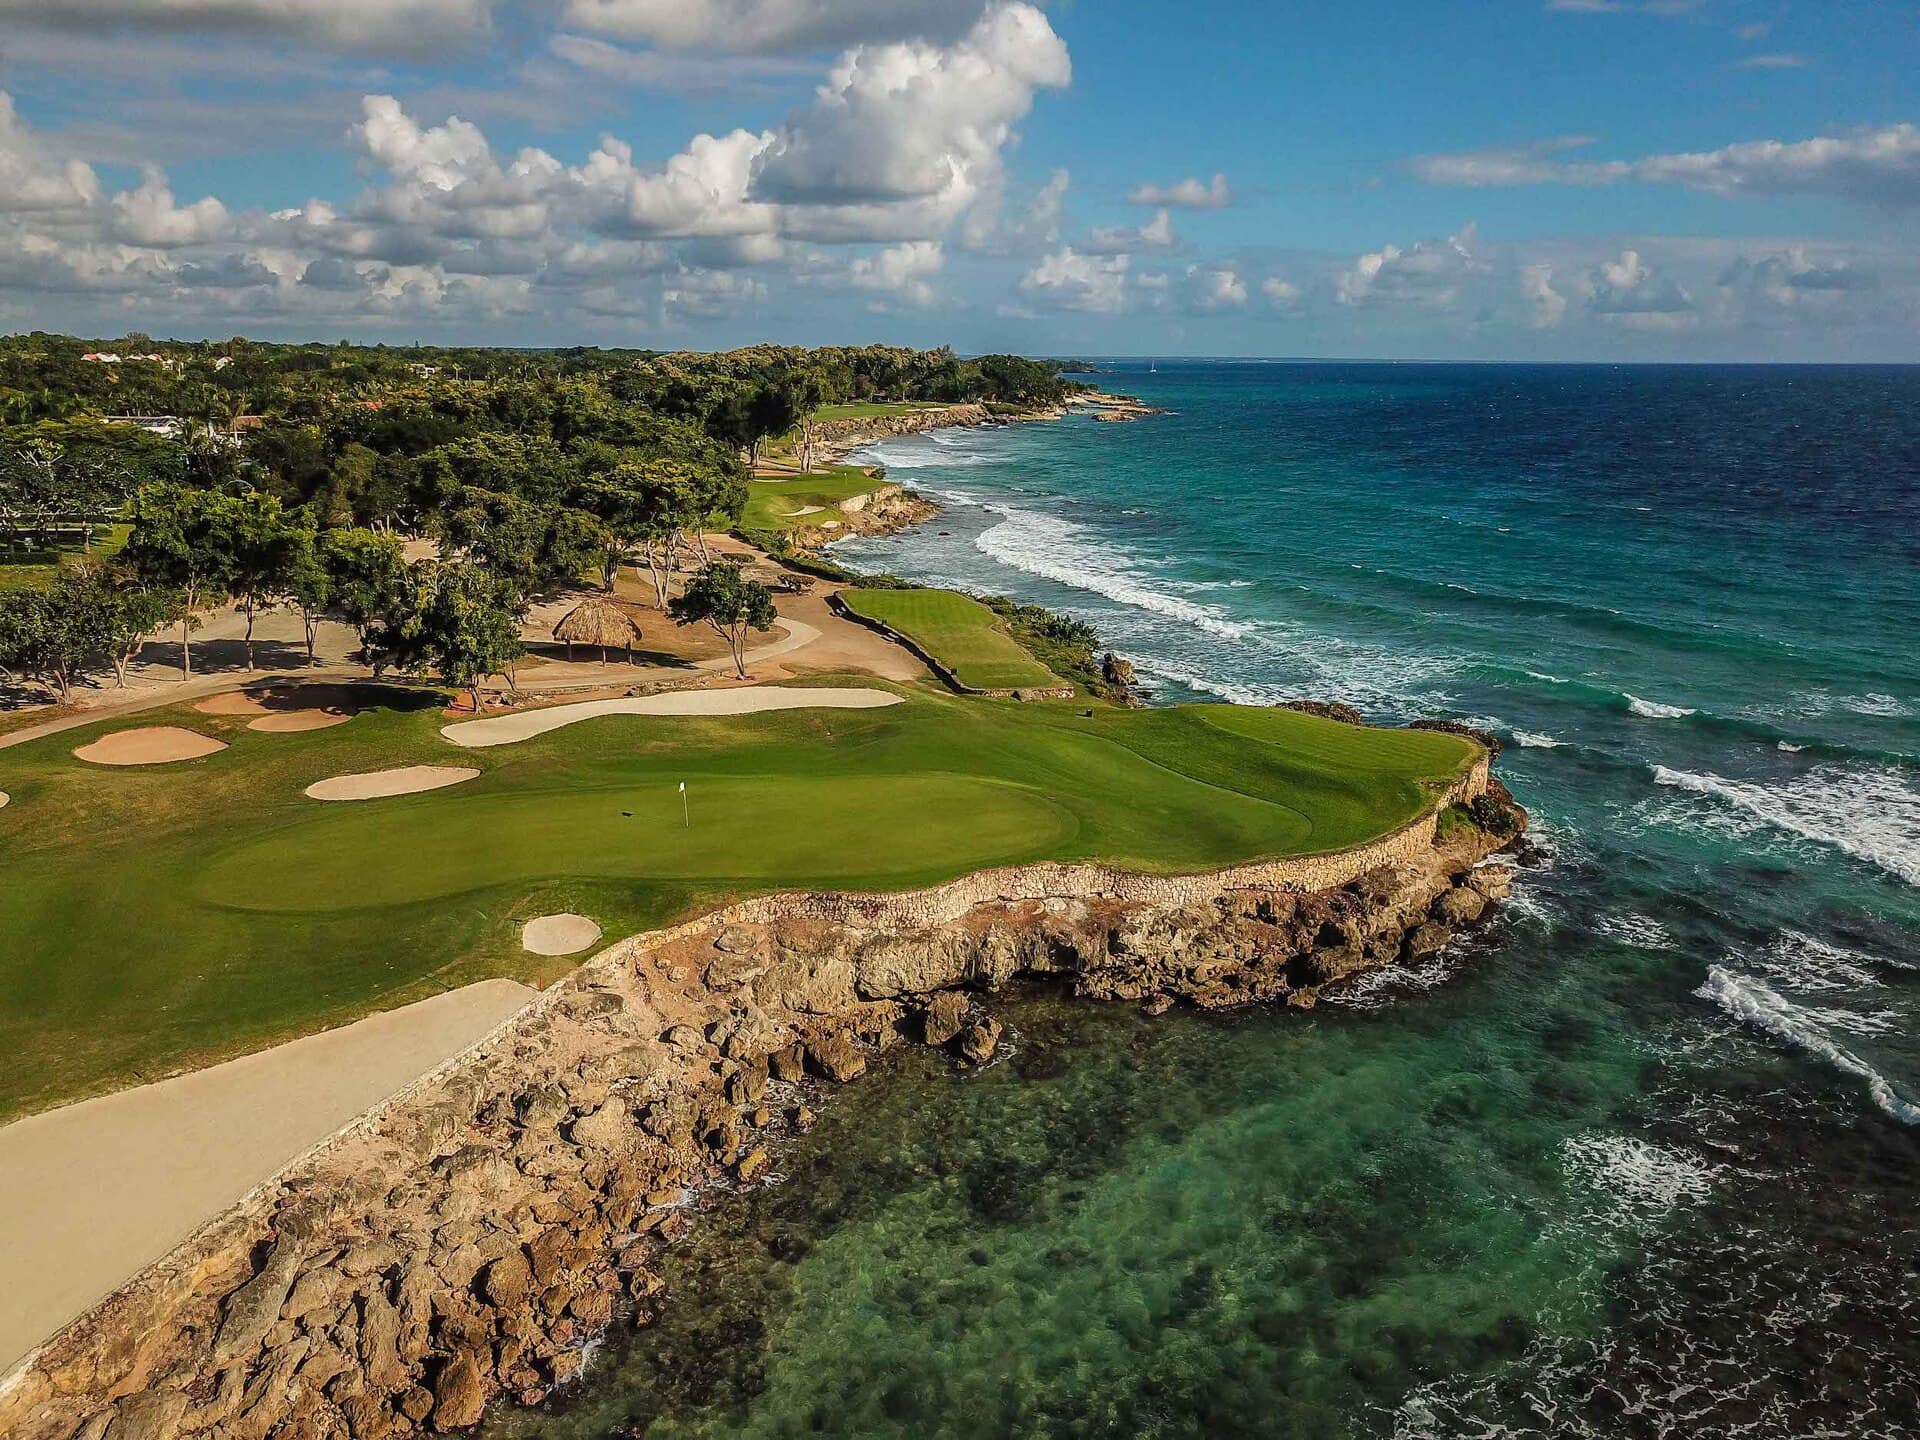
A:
494 364 1920 1439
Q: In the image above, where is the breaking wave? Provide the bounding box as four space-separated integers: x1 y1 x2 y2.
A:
1627 694 1696 719
973 504 1252 641
1695 966 1920 1124
1513 730 1562 748
1650 763 1920 887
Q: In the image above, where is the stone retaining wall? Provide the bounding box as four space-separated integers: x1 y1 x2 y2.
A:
0 756 1496 1440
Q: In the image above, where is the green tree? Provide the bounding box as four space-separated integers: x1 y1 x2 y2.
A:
100 574 185 687
281 525 332 665
318 527 406 660
122 483 239 678
669 562 777 679
0 566 114 702
372 562 526 712
223 492 299 669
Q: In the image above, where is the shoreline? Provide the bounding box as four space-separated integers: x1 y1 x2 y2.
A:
2 757 1525 1440
0 398 1545 1440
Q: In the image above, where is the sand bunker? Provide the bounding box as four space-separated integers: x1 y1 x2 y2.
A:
195 691 272 717
305 765 479 802
521 913 603 956
0 792 9 810
74 727 228 767
248 710 352 733
441 685 904 748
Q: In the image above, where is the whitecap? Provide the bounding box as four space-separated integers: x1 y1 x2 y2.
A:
1592 912 1678 951
1650 762 1920 887
1846 693 1914 719
1696 965 1920 1124
1626 694 1696 719
1512 730 1562 749
1561 1133 1718 1218
1747 930 1887 995
973 503 1252 641
1777 741 1806 753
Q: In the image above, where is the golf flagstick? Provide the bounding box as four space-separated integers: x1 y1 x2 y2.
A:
680 780 688 827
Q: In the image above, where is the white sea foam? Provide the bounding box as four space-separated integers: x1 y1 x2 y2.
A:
1651 762 1920 887
1129 655 1290 707
1325 954 1464 1011
1777 741 1806 753
1696 965 1920 1124
1845 692 1915 719
1626 694 1696 719
974 503 1252 640
1562 1133 1718 1219
1748 929 1888 993
1513 730 1562 748
1592 912 1678 951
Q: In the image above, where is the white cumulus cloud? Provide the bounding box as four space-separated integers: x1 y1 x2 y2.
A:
1126 172 1232 208
1020 246 1129 313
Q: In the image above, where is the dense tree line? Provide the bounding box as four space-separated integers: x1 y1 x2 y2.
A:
0 334 1074 705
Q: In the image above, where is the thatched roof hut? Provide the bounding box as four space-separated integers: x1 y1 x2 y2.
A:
554 599 644 662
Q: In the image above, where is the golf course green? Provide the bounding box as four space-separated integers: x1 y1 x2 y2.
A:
0 681 1475 1120
837 588 1061 691
739 465 894 535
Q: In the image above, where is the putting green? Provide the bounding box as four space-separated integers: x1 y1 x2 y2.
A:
0 681 1473 1119
202 774 1078 911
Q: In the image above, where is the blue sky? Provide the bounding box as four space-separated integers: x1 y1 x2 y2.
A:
0 0 1915 358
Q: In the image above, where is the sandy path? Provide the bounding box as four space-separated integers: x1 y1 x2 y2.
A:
305 765 479 801
0 979 535 1373
521 914 603 956
72 727 228 766
442 685 903 748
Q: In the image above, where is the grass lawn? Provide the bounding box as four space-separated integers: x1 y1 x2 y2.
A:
741 464 890 535
0 683 1475 1119
0 524 131 593
838 588 1061 692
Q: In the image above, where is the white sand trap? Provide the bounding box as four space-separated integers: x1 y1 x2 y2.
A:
522 913 602 956
0 792 9 810
249 710 352 733
195 691 272 716
73 727 228 766
0 979 534 1373
305 764 479 801
442 685 904 749
784 504 825 516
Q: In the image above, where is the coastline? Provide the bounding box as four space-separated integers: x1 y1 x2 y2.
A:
1 757 1523 1440
2 401 1541 1440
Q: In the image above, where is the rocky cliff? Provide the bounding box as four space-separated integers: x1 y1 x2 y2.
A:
809 403 994 460
0 764 1520 1440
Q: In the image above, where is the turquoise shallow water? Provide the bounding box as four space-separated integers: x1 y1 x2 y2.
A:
492 364 1920 1438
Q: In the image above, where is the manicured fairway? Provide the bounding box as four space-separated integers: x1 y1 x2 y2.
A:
741 465 891 534
838 588 1061 691
0 683 1474 1119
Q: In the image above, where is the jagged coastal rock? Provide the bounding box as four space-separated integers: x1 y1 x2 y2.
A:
0 759 1522 1440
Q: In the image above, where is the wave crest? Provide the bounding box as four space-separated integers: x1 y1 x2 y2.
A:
1651 763 1920 887
1627 694 1696 719
1696 965 1920 1124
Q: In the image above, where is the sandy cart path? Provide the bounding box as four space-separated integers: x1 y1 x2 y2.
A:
0 979 535 1374
441 685 904 748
